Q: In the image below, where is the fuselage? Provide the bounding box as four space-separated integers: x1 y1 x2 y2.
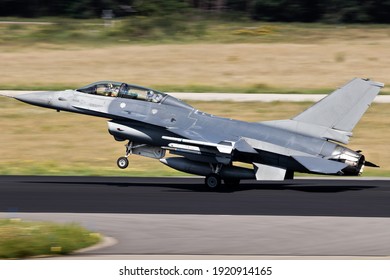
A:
15 82 364 176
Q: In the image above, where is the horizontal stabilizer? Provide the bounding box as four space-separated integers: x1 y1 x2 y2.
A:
292 155 348 174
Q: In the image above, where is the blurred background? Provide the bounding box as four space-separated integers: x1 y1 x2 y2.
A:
0 0 389 176
2 0 390 23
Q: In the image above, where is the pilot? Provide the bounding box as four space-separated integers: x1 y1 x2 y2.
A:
152 93 163 102
119 83 129 95
146 90 162 102
146 90 154 101
111 90 118 97
104 83 120 97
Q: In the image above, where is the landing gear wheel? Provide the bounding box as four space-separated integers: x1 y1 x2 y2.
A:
205 173 221 190
117 157 129 169
224 178 240 187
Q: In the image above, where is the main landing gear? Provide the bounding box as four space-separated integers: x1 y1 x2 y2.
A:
204 173 241 190
205 173 221 189
204 163 241 190
204 163 223 189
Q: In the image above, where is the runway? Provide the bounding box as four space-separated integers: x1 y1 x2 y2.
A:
1 176 390 217
1 176 390 257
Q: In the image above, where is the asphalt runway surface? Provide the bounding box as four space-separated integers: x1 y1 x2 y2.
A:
1 176 390 217
1 176 390 257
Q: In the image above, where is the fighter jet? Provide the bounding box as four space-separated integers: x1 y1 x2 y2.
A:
2 78 383 189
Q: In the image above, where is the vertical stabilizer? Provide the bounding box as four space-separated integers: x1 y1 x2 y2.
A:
292 78 384 133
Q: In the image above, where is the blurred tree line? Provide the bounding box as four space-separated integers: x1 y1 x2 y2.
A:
1 0 390 23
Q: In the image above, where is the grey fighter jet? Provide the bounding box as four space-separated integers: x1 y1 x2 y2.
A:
3 78 384 189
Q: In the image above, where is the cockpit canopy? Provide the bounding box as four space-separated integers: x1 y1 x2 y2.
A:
76 81 166 103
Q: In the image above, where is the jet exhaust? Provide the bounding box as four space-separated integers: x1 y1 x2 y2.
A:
330 146 367 175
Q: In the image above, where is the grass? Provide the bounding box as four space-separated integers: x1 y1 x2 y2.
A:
0 97 389 177
0 218 101 259
1 17 390 45
1 42 389 93
1 20 390 92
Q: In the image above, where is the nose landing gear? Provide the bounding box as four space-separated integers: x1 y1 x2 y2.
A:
116 141 166 169
117 157 129 169
116 141 133 169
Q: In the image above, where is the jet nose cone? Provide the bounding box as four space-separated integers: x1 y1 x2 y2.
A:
0 90 34 98
14 91 55 107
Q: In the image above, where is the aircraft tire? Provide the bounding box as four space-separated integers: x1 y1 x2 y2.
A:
117 157 129 169
205 173 221 190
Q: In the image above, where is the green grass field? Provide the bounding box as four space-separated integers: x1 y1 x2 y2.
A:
1 20 390 92
0 218 101 259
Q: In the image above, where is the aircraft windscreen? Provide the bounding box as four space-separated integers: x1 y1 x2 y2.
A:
76 82 166 103
76 82 121 97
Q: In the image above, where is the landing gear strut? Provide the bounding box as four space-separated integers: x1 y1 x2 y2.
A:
204 163 243 189
204 163 223 189
116 141 133 169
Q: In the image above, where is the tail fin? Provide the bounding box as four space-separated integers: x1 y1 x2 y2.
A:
262 78 384 144
292 78 384 132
